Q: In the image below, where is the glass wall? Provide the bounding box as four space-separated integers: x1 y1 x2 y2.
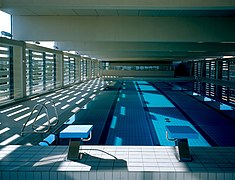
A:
193 57 235 106
194 58 235 81
26 49 57 95
0 45 12 103
80 58 87 81
63 55 75 86
0 38 101 105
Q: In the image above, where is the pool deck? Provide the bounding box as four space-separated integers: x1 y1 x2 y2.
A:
0 145 235 180
0 79 108 146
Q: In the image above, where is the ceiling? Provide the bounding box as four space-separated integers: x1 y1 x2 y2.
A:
1 0 235 62
2 8 235 17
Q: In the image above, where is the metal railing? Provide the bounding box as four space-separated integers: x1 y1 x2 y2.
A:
21 100 58 136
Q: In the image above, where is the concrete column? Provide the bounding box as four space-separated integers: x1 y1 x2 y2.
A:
75 56 81 83
13 45 24 99
56 53 63 88
87 58 91 80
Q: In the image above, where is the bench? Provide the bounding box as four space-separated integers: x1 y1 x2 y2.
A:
166 126 198 162
60 125 93 160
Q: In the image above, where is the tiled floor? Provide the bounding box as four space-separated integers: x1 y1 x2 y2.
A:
0 78 108 146
0 145 235 180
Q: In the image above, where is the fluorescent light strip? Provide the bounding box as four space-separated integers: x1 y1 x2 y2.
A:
7 107 30 117
76 98 85 104
0 105 23 113
71 107 80 113
0 134 20 145
67 97 76 102
52 94 62 99
0 127 10 135
61 104 70 110
81 93 88 97
59 95 69 101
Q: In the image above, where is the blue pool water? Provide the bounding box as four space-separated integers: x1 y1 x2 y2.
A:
43 80 231 147
105 81 210 146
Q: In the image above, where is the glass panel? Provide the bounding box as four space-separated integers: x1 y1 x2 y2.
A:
229 59 235 81
63 55 70 86
222 60 229 80
26 49 56 95
0 45 10 102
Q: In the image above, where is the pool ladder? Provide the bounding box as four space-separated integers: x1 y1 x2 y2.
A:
21 100 59 136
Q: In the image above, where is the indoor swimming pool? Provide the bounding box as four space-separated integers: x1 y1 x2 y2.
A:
44 80 235 147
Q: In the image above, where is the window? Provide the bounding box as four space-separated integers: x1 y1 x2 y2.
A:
229 59 235 81
0 45 12 103
26 49 56 95
0 11 12 39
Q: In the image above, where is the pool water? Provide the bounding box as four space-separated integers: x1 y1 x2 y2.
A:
41 80 235 147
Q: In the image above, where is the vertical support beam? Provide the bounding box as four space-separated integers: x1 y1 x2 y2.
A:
22 43 27 97
28 49 33 95
72 57 75 83
68 57 71 84
217 60 222 99
84 59 87 81
80 59 83 82
86 58 89 80
13 45 24 99
75 56 81 83
201 60 206 78
56 53 63 88
99 61 103 77
43 52 46 91
53 54 56 88
9 46 14 99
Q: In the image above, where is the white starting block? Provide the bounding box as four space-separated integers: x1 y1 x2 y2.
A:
60 125 93 160
166 126 198 162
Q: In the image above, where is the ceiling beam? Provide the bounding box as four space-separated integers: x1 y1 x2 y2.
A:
1 0 235 10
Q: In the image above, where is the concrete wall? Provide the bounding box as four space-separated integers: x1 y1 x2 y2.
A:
12 16 235 42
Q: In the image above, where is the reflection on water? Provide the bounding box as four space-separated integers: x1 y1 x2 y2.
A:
172 82 235 111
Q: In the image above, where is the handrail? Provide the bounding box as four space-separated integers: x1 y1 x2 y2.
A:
21 99 59 136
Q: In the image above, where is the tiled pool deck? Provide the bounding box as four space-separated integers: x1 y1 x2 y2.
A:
0 145 235 180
